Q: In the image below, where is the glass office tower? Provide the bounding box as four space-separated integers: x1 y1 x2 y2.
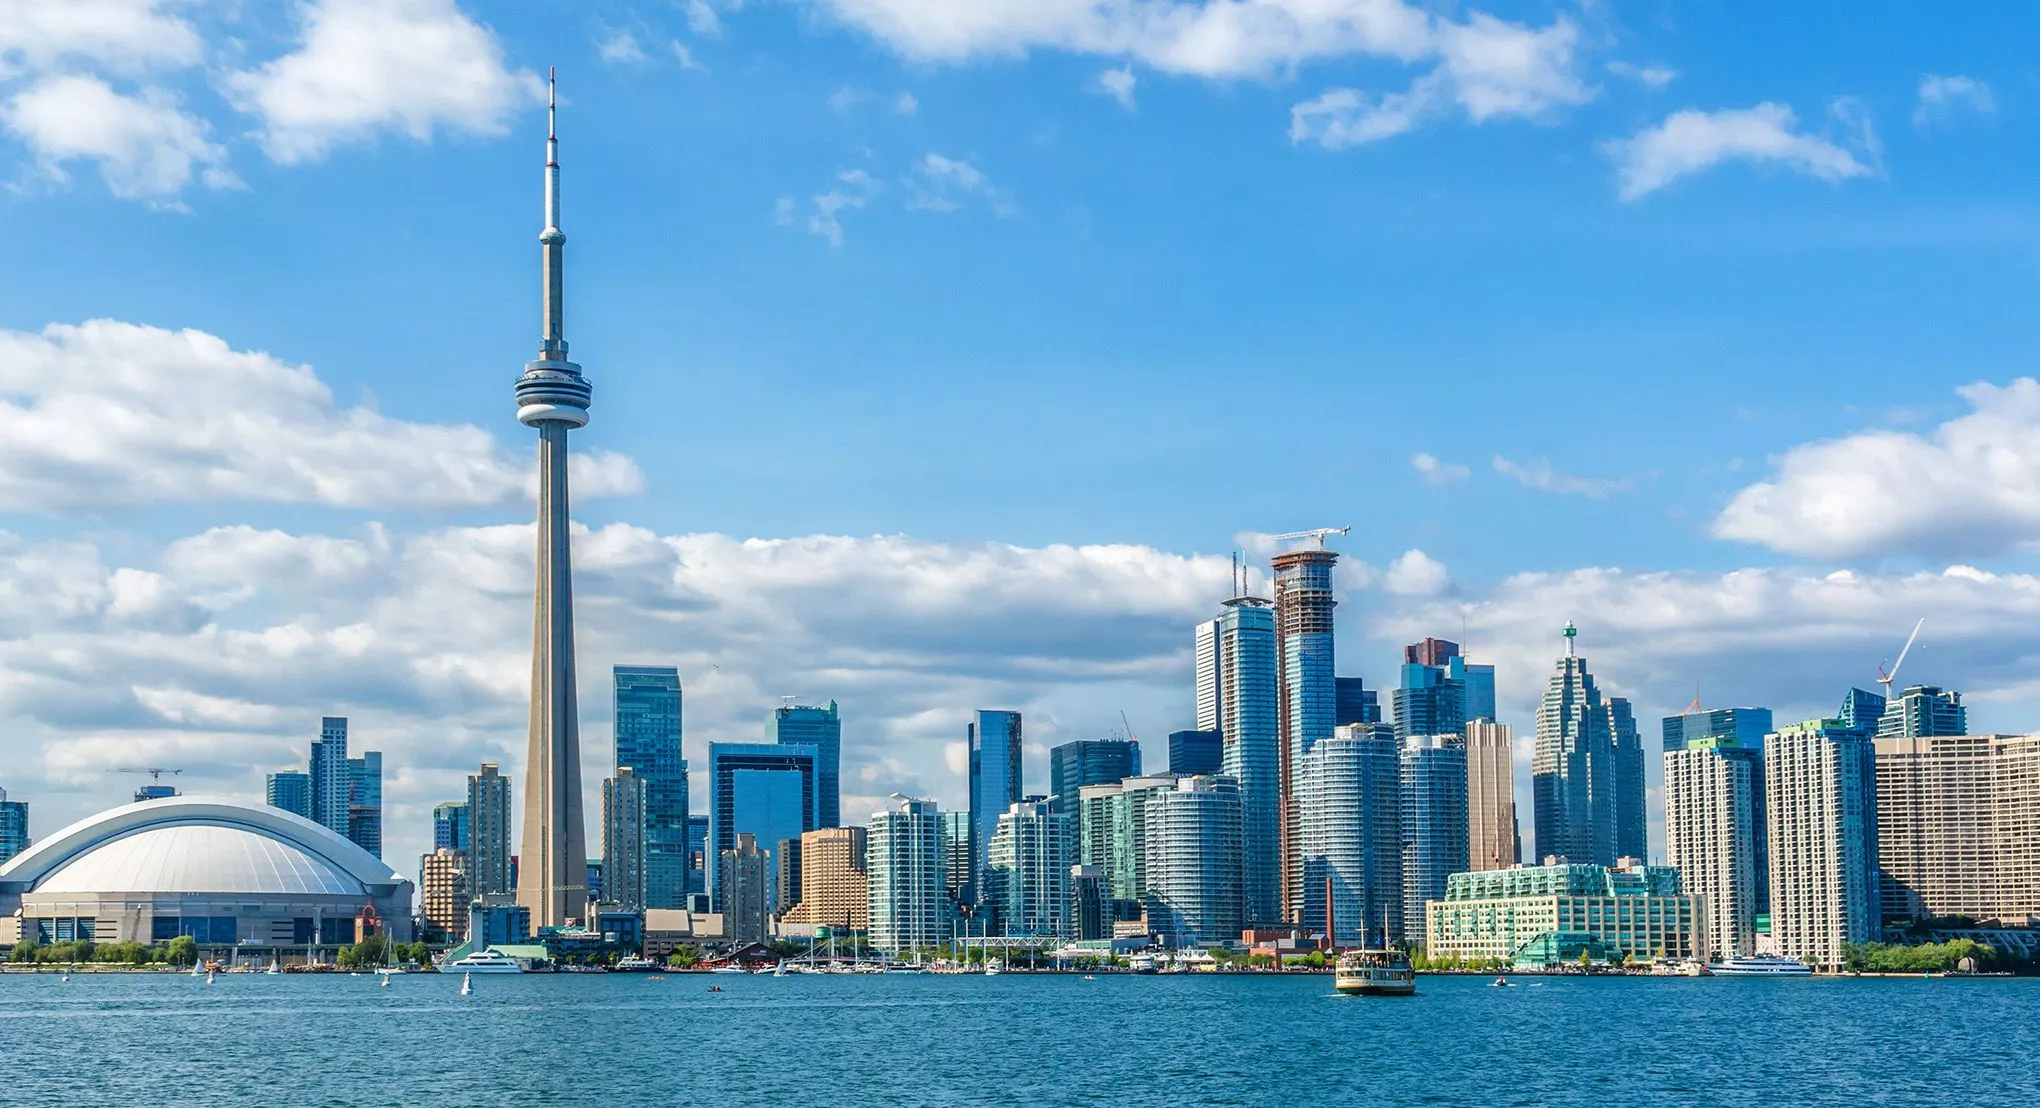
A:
614 666 689 908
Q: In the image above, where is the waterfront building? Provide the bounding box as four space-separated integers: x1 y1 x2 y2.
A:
1335 675 1382 727
516 74 596 928
468 763 514 898
985 799 1073 938
686 815 708 894
1874 733 2040 927
1664 739 1766 960
868 794 948 952
1194 593 1279 923
1143 775 1245 948
1662 707 1774 755
1531 624 1644 867
967 709 1023 903
718 833 769 945
1167 730 1221 776
1425 861 1696 966
1876 685 1967 740
1464 721 1519 871
346 751 382 860
1070 864 1110 940
1109 774 1181 903
1049 739 1141 815
1273 543 1340 920
939 810 972 906
614 665 690 909
433 802 469 852
0 795 413 947
706 742 818 910
1077 782 1121 878
469 901 532 948
419 847 470 940
310 716 352 837
781 826 868 931
1766 718 1879 970
1296 728 1400 946
0 788 25 864
775 837 802 917
768 700 842 829
1401 735 1470 942
265 772 312 820
602 767 648 912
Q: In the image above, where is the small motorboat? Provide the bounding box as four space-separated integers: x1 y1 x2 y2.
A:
1491 977 1513 988
1082 974 1096 981
708 985 723 993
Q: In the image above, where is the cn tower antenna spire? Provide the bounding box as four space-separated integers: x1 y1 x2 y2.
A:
539 66 565 360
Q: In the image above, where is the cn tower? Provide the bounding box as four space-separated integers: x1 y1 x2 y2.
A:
515 68 591 927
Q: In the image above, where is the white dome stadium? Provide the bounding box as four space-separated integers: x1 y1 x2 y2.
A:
0 795 413 949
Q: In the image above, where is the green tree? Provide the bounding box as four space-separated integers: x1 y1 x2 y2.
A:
667 945 700 969
9 939 41 964
165 935 199 967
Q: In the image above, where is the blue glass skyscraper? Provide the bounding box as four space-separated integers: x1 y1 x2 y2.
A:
433 801 470 852
1662 706 1774 754
1049 739 1140 815
0 787 26 865
346 751 382 860
614 665 689 909
706 742 818 911
1273 545 1339 920
266 771 312 819
967 710 1023 903
1334 677 1380 727
767 700 842 828
1399 735 1469 939
1196 595 1280 924
1167 730 1222 776
310 716 350 837
1394 637 1498 739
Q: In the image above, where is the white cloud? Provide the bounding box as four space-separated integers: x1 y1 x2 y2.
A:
684 0 724 37
1914 74 1994 127
1095 65 1136 111
1607 60 1676 90
906 151 1013 215
672 39 704 70
596 27 648 64
1290 76 1439 149
0 0 202 76
1410 452 1469 486
1603 101 1878 201
0 319 642 511
785 168 883 246
1384 549 1451 596
1 75 236 203
792 0 1589 142
1491 455 1630 498
223 0 542 165
1714 378 2040 560
893 91 918 114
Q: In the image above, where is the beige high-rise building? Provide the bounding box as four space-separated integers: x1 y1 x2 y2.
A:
1664 743 1764 961
1464 721 1519 871
782 826 869 930
1766 719 1878 970
420 848 470 941
1874 733 2040 927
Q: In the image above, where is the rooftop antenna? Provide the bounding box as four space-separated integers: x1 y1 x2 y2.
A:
1877 618 1927 701
780 695 800 710
1561 621 1578 658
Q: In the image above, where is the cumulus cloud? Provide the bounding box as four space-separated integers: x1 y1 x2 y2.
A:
790 0 1589 142
1410 452 1469 486
595 27 648 64
906 152 1013 215
1606 60 1676 90
1914 74 1994 127
1604 101 1878 201
1290 77 1439 149
223 0 542 164
1491 455 1630 498
0 320 642 511
1 75 237 203
1384 549 1450 596
1713 378 2040 560
0 0 203 76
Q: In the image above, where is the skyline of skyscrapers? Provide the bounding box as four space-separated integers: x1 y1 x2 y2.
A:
613 665 689 908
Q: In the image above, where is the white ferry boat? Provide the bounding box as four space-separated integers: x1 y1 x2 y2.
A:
614 956 661 973
442 949 526 974
1706 954 1812 976
1334 949 1416 997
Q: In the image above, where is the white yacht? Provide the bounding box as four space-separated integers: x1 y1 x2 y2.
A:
1707 954 1812 976
614 956 661 973
442 949 526 974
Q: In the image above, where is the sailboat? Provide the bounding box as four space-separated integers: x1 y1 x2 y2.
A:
267 960 279 976
460 972 473 996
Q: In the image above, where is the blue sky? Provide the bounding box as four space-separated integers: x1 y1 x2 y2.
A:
4 0 2040 865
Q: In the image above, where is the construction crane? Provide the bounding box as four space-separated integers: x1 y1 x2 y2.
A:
109 767 183 783
1877 618 1927 701
109 767 184 804
1269 526 1350 550
1119 710 1140 745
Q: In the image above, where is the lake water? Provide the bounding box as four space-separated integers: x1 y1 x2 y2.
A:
2 972 2034 1106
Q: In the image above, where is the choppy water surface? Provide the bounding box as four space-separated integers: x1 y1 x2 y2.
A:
1 972 2034 1106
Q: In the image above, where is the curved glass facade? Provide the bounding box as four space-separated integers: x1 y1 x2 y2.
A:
1143 775 1244 948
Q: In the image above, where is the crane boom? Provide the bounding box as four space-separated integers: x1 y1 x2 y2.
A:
1877 618 1927 696
1269 526 1350 549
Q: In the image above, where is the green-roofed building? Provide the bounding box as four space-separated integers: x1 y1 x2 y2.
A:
1425 861 1697 967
